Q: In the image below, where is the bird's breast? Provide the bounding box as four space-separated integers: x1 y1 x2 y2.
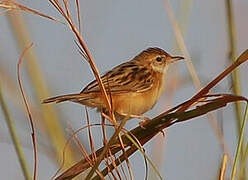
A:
113 72 165 116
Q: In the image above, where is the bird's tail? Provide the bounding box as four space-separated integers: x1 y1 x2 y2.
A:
43 93 83 104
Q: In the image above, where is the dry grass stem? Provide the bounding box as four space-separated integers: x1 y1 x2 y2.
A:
0 0 63 23
52 124 108 179
17 43 38 180
219 154 228 180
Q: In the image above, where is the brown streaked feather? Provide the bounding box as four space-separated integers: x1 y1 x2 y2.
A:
43 93 85 103
81 61 155 94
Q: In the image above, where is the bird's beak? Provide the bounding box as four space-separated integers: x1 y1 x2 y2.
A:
169 56 184 63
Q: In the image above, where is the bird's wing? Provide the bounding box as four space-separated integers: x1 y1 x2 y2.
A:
81 61 154 94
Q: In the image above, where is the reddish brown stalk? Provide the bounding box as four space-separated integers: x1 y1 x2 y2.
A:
105 152 121 180
92 141 148 180
102 114 132 179
75 0 81 34
48 0 115 126
50 122 88 179
17 43 37 180
62 0 71 20
118 136 134 180
74 40 89 62
68 125 92 165
177 49 248 112
159 50 248 117
101 114 123 179
101 112 134 179
51 124 107 179
85 107 97 162
118 156 128 180
92 129 144 180
111 150 123 179
100 115 119 179
101 113 108 146
48 0 65 16
1 0 62 23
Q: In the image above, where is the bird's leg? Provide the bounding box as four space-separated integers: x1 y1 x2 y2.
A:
100 110 108 146
130 114 151 122
118 113 151 128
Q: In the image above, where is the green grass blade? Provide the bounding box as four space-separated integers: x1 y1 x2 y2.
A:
231 103 248 180
0 84 31 180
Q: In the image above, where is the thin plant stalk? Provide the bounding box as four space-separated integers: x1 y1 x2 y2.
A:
17 43 38 180
225 0 246 178
0 84 32 180
219 154 228 180
231 104 248 180
238 143 248 179
163 0 231 162
85 116 129 180
225 0 243 132
7 10 76 167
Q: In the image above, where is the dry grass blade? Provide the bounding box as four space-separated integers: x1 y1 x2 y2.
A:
62 0 71 20
176 49 248 112
85 117 129 180
100 115 123 179
92 139 149 180
51 124 108 179
17 43 38 180
75 0 81 34
164 0 201 90
0 0 63 23
85 108 97 162
219 154 228 180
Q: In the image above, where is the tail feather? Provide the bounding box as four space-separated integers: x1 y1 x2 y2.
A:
43 94 82 104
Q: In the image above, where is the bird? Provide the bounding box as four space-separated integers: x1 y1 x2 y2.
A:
43 47 183 122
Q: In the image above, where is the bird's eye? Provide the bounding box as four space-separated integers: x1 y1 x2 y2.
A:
156 57 163 62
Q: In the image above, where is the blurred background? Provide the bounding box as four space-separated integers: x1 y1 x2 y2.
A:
0 0 248 179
